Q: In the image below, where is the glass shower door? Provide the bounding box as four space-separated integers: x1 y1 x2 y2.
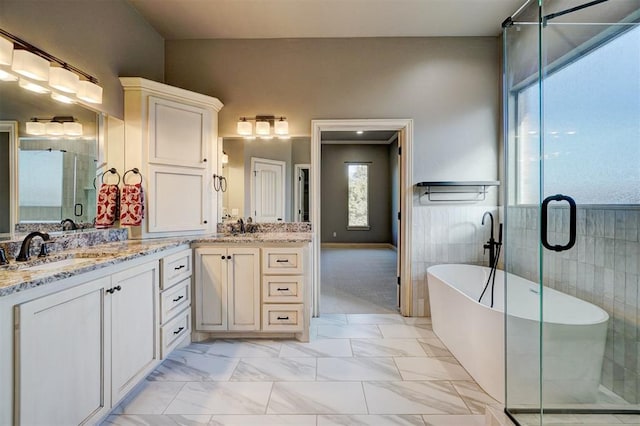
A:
504 0 640 424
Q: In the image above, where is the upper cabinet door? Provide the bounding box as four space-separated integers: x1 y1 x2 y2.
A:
148 96 210 169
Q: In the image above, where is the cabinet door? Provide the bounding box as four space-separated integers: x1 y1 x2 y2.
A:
111 261 159 404
148 96 210 168
147 164 208 233
195 247 228 331
15 276 111 426
228 247 261 331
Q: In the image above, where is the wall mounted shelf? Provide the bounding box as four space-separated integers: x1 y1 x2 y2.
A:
416 181 500 202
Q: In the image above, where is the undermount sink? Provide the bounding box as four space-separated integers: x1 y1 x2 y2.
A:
22 257 94 272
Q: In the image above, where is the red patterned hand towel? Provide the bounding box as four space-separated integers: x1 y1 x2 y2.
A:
96 183 119 228
120 182 144 226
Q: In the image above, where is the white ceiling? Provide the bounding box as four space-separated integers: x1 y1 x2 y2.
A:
127 0 525 40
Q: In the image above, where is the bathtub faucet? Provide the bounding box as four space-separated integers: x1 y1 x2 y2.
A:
482 212 502 267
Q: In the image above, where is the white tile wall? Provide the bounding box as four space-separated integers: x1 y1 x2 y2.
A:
412 204 498 316
507 205 640 404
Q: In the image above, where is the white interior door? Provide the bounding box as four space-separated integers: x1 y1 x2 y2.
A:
251 157 285 222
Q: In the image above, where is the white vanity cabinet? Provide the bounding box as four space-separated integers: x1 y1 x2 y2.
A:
159 248 193 357
14 276 111 426
119 78 223 239
193 243 311 342
1 244 193 425
194 246 261 332
14 260 159 425
110 261 160 403
261 247 305 333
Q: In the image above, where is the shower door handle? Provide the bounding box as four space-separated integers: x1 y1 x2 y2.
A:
541 194 576 252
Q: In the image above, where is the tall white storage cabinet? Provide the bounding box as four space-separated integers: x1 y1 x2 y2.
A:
119 78 224 238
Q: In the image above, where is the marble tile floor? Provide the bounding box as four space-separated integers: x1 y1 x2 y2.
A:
102 314 498 426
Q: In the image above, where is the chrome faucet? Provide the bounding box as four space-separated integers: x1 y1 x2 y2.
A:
61 218 78 231
482 212 499 267
16 232 50 262
237 218 245 234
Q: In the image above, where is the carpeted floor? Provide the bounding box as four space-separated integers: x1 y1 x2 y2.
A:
320 247 399 314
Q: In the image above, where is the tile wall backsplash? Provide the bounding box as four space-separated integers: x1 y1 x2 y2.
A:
507 205 640 404
412 204 498 316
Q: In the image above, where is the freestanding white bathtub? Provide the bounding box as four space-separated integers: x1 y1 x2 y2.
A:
427 264 609 405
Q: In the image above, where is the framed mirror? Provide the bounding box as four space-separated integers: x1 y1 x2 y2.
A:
0 80 100 238
221 137 310 222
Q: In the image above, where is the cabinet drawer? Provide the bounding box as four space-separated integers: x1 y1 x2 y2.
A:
161 249 192 289
262 304 303 332
262 276 303 303
262 248 303 274
160 277 191 324
160 308 190 358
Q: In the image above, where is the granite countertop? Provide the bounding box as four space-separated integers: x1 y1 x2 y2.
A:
0 232 312 297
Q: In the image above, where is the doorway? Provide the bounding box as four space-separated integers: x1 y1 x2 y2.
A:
310 119 413 317
294 164 310 222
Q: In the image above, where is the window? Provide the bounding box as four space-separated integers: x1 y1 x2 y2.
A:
514 25 640 204
347 163 369 229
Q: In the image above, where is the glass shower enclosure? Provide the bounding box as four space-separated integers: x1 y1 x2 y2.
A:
503 0 640 424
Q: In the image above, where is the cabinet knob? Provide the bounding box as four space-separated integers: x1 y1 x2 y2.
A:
277 287 290 291
115 285 122 292
203 158 207 162
221 255 225 260
106 287 115 294
173 326 185 335
276 259 289 263
173 295 185 302
204 220 208 224
277 316 290 320
174 264 185 270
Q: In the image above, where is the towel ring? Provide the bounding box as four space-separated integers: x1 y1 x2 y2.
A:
212 174 227 192
123 168 143 184
93 171 105 189
101 168 121 186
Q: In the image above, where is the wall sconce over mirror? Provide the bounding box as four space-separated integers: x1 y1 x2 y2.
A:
0 28 103 105
25 116 84 137
237 115 289 140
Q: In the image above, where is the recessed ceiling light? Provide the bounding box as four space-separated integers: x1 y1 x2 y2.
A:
356 130 364 135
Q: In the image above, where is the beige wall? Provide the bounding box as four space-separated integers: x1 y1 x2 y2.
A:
0 0 165 118
165 37 501 183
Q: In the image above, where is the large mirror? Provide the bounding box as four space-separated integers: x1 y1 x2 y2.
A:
0 80 99 238
222 137 310 222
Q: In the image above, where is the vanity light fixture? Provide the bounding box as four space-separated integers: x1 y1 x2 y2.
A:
12 49 49 81
18 78 49 94
45 121 64 136
51 92 76 104
0 28 103 105
0 69 18 81
49 66 79 94
25 120 45 136
26 116 84 137
236 115 289 139
0 36 13 66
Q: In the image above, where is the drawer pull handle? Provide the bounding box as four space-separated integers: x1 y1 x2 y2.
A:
174 264 185 270
173 326 185 335
277 316 290 320
106 285 122 294
173 295 184 302
276 287 290 291
276 259 289 263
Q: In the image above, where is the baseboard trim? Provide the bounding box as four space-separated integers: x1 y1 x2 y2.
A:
321 243 397 250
